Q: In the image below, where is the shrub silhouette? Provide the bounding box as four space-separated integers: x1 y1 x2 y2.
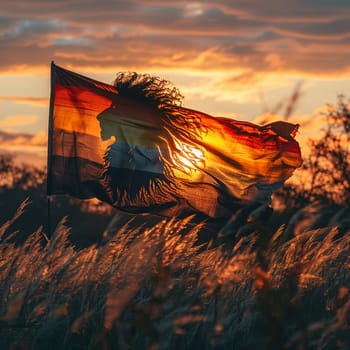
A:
304 95 350 204
276 96 350 208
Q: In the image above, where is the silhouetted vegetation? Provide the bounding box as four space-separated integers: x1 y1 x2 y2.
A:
277 96 350 206
303 95 350 204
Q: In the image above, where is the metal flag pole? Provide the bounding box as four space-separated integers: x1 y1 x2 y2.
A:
46 61 55 238
47 195 52 238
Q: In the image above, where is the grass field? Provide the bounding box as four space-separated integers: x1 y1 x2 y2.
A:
0 196 349 349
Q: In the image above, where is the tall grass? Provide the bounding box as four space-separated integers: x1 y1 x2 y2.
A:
0 200 349 349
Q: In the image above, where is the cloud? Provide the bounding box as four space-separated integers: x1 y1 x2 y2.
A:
0 96 48 106
0 128 45 150
0 1 349 80
0 115 38 128
161 0 350 22
3 18 64 39
0 128 46 153
0 130 47 166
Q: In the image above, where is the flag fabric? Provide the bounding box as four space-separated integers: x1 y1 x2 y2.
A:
47 63 302 219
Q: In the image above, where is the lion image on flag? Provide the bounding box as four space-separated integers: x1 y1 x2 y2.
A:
47 63 302 221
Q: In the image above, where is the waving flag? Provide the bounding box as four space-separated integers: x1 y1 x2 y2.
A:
47 63 302 219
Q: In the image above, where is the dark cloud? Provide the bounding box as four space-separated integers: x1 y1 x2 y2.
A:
276 18 350 39
3 19 63 38
0 130 46 146
0 0 349 77
178 0 350 21
0 130 47 166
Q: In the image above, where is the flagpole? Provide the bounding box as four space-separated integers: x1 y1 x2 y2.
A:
46 61 55 237
47 195 52 237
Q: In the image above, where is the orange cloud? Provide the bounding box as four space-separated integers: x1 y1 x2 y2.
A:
0 1 349 80
0 115 38 128
0 130 47 166
0 96 48 106
0 130 46 147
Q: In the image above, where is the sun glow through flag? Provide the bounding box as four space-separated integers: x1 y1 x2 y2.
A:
47 63 302 219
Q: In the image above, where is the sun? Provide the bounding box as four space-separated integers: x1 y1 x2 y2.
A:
172 140 205 175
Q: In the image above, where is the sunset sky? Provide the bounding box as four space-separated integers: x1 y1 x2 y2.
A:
0 0 350 165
